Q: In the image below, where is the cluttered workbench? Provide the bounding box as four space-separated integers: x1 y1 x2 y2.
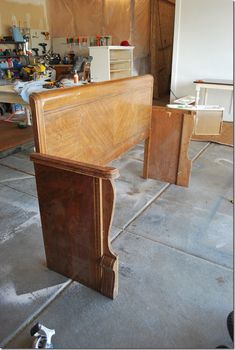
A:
0 83 31 125
0 53 92 126
0 27 93 127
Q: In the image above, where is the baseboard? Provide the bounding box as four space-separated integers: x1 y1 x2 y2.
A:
191 121 233 146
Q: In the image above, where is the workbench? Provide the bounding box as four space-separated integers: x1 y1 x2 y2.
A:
0 84 31 125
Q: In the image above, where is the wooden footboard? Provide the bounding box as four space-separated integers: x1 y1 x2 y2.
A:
31 153 119 298
30 76 194 298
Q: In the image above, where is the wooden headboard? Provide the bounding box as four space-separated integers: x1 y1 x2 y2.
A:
29 75 195 299
30 75 153 166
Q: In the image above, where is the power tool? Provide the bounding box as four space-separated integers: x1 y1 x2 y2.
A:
30 322 55 349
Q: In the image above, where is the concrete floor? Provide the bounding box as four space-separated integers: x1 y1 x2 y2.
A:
0 140 233 349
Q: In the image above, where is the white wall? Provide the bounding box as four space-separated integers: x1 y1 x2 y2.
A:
171 0 233 121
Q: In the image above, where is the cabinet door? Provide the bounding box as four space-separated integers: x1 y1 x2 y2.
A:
89 48 110 82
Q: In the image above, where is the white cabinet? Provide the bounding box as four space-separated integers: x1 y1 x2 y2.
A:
89 46 134 82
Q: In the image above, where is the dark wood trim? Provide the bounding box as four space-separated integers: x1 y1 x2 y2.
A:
31 153 119 180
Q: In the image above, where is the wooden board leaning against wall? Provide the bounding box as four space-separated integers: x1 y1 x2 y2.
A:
150 0 175 100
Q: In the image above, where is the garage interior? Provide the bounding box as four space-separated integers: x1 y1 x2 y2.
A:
0 0 233 349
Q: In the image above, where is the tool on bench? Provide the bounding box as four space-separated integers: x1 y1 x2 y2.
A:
42 81 63 89
38 43 47 54
30 322 55 349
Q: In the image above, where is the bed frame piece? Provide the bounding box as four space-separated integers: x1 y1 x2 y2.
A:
146 106 194 187
30 76 194 298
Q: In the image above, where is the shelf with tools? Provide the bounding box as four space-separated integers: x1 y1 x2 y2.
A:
110 69 131 73
89 46 134 82
0 41 25 44
0 39 30 79
0 55 28 58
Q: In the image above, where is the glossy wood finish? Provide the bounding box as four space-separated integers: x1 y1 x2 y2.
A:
31 152 119 298
30 76 193 299
30 75 153 165
30 75 153 298
145 106 194 187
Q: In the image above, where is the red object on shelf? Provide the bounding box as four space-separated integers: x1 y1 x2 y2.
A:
120 40 131 46
96 34 101 46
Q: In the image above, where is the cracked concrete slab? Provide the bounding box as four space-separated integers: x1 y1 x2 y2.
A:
0 214 69 346
6 232 233 349
188 141 210 159
0 141 233 349
127 197 233 268
2 177 37 197
0 185 39 244
0 164 33 183
0 152 35 175
127 144 233 269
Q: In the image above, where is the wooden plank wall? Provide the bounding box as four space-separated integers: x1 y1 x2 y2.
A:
150 0 175 99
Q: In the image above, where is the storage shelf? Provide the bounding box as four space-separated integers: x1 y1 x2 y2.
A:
0 67 25 70
0 55 27 59
0 41 25 44
89 45 134 82
110 69 131 73
110 59 131 63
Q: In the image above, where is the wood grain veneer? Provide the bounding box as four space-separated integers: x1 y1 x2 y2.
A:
30 76 153 298
145 106 194 186
30 76 193 298
30 75 153 165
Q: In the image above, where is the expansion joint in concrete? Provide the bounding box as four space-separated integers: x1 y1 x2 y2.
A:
2 279 73 349
127 230 233 272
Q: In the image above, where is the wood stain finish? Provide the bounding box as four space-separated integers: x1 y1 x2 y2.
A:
30 76 193 298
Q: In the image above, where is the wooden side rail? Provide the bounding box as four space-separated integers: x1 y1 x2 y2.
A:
31 153 119 298
146 106 194 187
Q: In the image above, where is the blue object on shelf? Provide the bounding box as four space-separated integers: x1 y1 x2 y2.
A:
13 59 22 68
12 26 24 42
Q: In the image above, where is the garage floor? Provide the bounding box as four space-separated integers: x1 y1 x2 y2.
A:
0 141 233 349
